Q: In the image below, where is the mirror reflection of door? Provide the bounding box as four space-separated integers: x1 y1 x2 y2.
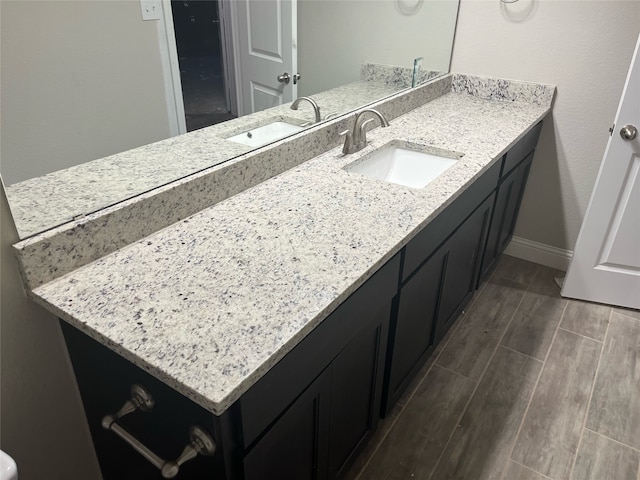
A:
234 0 297 116
170 0 236 131
170 0 297 131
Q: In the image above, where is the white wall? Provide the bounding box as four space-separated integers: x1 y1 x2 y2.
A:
451 0 640 253
1 181 102 480
0 0 172 185
298 0 459 96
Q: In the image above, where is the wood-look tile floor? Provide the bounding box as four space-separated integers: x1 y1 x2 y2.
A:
346 255 640 480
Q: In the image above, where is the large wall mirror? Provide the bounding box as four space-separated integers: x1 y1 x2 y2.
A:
1 0 459 240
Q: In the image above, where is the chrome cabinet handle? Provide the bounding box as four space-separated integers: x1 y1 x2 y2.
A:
277 72 291 84
102 384 216 478
620 124 637 141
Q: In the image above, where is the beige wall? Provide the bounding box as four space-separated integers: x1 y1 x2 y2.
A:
298 0 459 96
451 0 640 252
0 0 172 185
0 1 171 477
1 180 102 479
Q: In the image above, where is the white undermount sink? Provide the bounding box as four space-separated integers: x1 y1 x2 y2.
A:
343 141 463 189
226 121 305 148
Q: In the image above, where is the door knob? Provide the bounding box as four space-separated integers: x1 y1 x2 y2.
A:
620 124 637 141
277 72 291 84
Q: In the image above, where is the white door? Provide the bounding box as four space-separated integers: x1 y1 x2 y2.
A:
234 0 297 116
562 34 640 309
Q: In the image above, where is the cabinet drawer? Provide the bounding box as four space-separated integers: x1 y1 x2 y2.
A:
403 160 501 281
239 253 401 448
502 122 542 176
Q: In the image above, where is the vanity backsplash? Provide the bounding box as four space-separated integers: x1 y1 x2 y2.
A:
13 74 554 293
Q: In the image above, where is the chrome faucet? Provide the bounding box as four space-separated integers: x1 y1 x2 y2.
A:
340 109 390 154
290 96 321 123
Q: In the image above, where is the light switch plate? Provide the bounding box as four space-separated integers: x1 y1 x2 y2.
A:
140 0 161 21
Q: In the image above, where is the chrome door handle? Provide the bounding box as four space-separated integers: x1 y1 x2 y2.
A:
620 124 637 141
277 72 291 84
277 72 301 85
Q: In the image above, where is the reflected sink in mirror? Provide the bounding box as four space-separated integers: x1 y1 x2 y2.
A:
2 0 460 239
226 120 307 148
343 141 464 189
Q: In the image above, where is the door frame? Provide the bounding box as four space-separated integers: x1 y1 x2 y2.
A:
218 0 238 117
159 0 187 136
228 0 244 115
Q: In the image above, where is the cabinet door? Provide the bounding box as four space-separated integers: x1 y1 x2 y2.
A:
240 255 399 479
436 193 495 342
243 368 331 480
497 152 533 254
329 303 390 477
384 194 494 414
384 246 448 414
479 167 519 283
479 152 534 283
240 254 400 449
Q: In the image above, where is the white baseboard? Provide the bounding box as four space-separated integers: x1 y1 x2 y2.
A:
503 236 573 272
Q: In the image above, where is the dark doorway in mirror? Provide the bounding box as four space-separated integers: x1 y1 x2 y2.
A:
171 0 236 131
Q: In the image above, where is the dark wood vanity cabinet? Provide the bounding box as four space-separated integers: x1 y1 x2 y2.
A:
383 192 495 413
61 323 229 480
243 309 390 480
240 253 400 480
63 253 400 480
383 122 542 415
61 124 542 479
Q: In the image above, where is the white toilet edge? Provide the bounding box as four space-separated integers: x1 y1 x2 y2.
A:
0 450 18 480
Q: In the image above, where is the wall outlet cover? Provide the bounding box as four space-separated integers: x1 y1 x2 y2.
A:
140 0 161 21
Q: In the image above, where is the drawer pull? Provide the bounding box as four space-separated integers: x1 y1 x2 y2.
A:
101 384 216 478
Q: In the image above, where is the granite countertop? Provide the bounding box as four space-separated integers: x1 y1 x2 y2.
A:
29 85 552 415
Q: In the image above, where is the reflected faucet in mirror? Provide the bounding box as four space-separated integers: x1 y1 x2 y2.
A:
290 96 322 124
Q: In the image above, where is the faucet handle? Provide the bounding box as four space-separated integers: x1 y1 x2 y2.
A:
340 130 354 154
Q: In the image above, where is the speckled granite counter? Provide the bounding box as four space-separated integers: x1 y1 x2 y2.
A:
26 76 554 415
